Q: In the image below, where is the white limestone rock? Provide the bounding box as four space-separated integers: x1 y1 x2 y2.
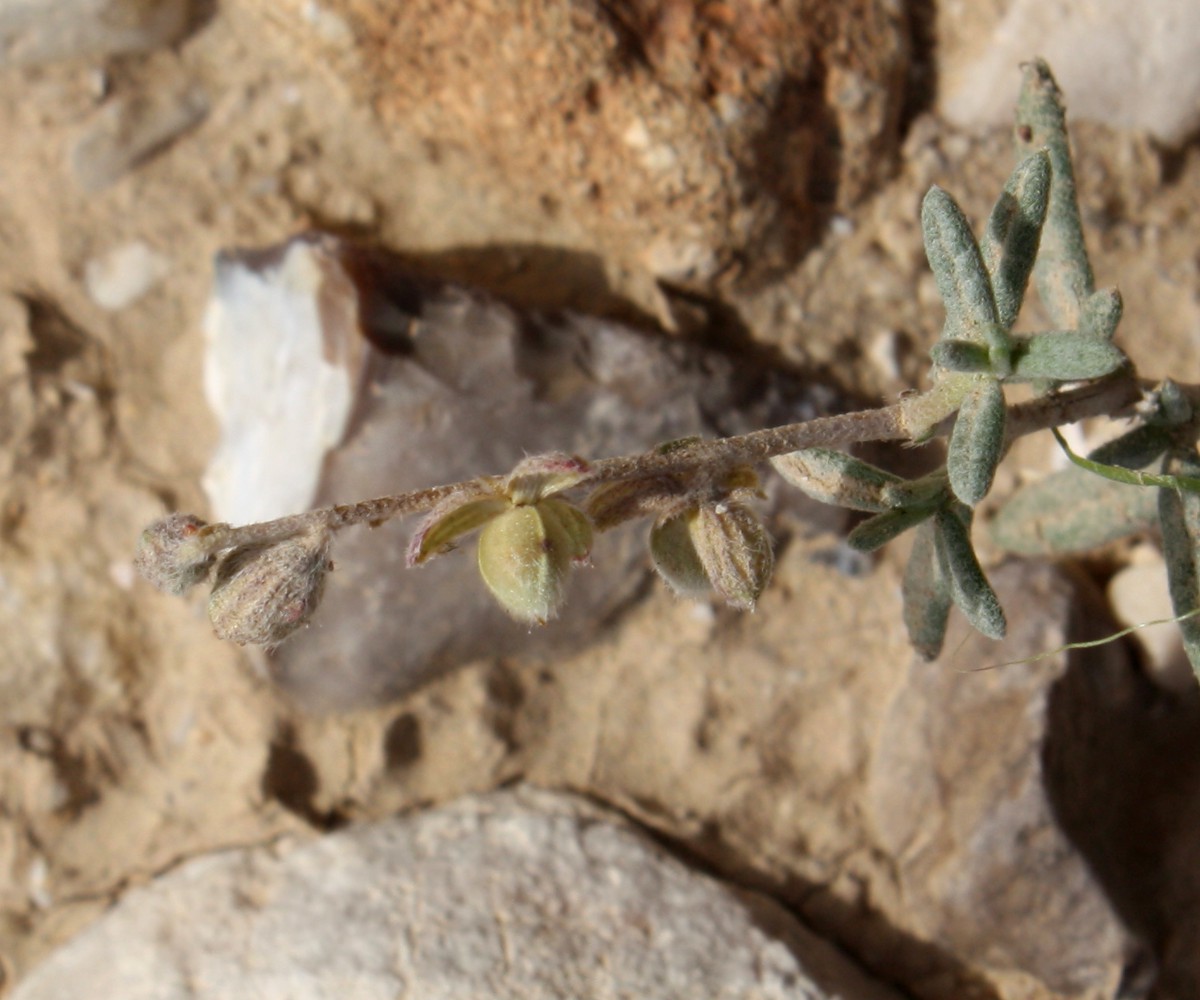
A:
939 0 1200 143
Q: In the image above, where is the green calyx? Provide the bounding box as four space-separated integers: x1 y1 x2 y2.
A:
407 452 596 624
477 498 593 625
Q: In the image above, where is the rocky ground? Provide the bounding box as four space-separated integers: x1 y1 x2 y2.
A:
1 1 1200 998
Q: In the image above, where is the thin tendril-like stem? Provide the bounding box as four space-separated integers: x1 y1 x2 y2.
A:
1051 427 1200 493
958 606 1200 674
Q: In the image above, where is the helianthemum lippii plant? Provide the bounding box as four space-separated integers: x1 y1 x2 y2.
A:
136 60 1200 683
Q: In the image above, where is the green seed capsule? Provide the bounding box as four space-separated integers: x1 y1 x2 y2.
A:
649 510 711 598
477 499 592 625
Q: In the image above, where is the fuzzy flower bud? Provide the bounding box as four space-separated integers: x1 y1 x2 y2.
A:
477 498 592 625
650 501 774 611
134 514 225 595
207 527 332 647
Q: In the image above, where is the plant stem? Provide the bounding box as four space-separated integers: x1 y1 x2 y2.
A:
211 373 1142 550
586 404 907 481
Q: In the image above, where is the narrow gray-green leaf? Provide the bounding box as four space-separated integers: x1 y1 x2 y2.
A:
903 519 952 660
846 505 936 553
770 449 900 513
931 339 992 374
947 377 1006 506
1079 287 1122 341
1157 448 1200 681
1015 59 1094 327
880 469 950 511
989 426 1166 555
979 149 1051 330
934 506 1006 640
921 186 998 340
1007 332 1126 382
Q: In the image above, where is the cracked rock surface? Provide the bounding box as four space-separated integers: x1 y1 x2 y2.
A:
11 788 905 1000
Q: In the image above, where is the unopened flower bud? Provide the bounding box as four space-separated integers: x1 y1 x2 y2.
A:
208 527 332 647
696 503 774 610
477 498 592 624
650 502 774 611
134 514 224 595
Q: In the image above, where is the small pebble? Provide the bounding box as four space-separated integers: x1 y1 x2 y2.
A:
867 329 902 382
83 241 170 310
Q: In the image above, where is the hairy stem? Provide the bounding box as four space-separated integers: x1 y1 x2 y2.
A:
205 373 1141 554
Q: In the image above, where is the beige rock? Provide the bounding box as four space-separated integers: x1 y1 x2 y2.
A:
70 79 209 192
274 546 1142 999
1108 547 1194 691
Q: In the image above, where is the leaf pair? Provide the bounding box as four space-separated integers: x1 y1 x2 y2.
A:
771 446 1004 656
921 95 1127 512
903 505 1005 660
932 329 1125 382
923 148 1051 353
770 449 948 552
921 160 1042 509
